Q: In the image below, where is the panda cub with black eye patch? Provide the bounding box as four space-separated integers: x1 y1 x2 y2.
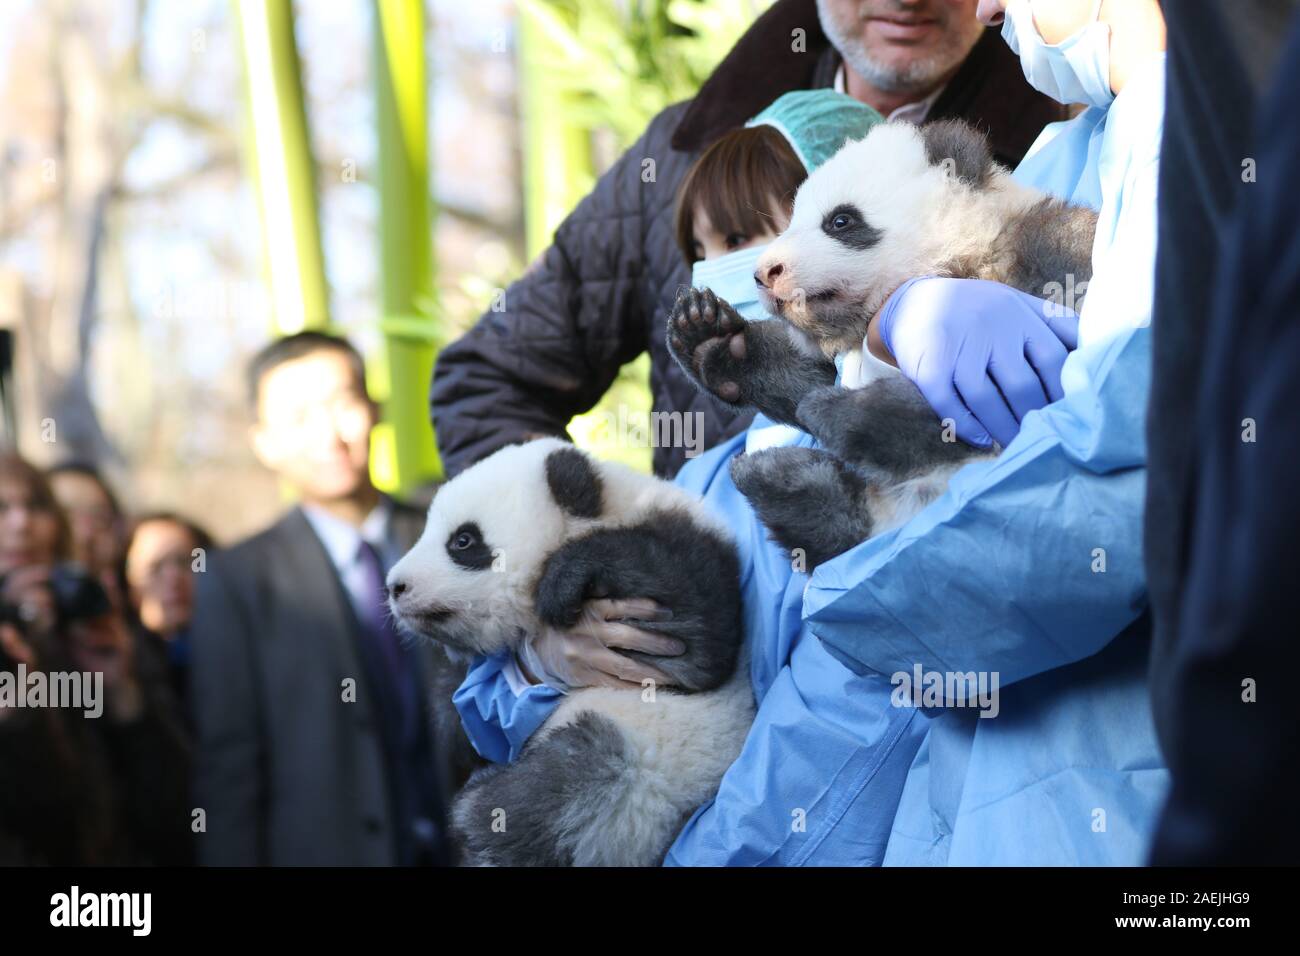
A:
386 438 754 867
668 119 1099 568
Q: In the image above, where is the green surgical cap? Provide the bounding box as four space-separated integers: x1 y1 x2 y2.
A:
745 90 886 172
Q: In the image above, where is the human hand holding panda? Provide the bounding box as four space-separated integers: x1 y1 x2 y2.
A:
667 119 1098 569
518 596 684 691
873 275 1081 448
386 439 754 866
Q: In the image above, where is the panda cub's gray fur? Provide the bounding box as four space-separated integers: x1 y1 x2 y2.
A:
386 438 754 866
667 120 1098 567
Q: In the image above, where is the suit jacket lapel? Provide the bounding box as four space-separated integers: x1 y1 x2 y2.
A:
272 508 372 705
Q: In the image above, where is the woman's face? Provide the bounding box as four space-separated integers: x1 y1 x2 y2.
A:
0 478 63 575
125 519 199 638
691 204 791 262
48 471 122 575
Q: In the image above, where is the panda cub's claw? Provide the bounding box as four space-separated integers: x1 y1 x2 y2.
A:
667 287 753 406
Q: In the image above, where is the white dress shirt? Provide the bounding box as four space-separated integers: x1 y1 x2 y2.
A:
301 498 394 626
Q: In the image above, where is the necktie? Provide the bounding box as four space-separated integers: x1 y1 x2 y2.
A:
354 537 444 864
354 538 405 688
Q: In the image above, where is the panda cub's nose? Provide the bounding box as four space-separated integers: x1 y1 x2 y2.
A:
756 262 784 289
388 578 408 600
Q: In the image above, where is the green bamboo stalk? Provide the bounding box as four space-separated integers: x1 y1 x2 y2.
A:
372 0 440 493
517 2 595 259
233 0 330 334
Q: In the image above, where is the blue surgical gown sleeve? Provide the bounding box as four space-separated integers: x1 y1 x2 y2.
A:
451 651 562 764
665 633 926 866
805 325 1151 686
665 424 929 866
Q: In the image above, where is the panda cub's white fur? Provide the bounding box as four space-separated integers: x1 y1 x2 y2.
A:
534 677 753 867
756 120 1096 356
388 438 753 866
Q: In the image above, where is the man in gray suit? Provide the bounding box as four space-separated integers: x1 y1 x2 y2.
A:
191 332 474 866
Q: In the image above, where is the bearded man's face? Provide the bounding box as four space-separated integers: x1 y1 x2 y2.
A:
817 0 986 96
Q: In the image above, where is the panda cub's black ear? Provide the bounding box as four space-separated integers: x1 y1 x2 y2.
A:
544 446 604 519
921 120 997 189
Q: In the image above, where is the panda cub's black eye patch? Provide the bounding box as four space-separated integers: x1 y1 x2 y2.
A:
446 521 494 571
821 203 882 250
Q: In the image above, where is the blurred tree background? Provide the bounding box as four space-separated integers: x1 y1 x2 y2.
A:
0 0 770 541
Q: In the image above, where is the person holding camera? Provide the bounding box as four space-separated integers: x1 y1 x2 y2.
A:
0 454 191 865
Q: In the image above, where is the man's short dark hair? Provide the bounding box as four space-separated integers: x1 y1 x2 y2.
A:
246 331 369 415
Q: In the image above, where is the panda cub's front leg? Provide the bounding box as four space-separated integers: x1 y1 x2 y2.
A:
795 378 986 483
667 287 836 428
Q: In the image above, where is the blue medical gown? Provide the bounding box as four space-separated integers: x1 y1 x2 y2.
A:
453 651 562 765
807 55 1171 865
452 55 1171 865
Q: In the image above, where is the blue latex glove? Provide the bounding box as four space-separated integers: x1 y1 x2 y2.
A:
876 276 1080 447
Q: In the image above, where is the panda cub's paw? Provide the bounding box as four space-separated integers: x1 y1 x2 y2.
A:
667 287 754 406
730 447 876 570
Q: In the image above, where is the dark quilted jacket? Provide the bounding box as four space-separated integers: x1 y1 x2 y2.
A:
431 0 1068 478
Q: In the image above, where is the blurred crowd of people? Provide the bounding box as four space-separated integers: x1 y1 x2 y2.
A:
0 457 202 864
1 332 474 868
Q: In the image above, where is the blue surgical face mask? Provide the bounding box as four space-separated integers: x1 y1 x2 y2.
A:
689 242 773 322
1001 0 1114 109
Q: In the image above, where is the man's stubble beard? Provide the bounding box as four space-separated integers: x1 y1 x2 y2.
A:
817 0 986 97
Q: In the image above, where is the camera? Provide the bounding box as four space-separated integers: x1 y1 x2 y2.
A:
0 563 112 635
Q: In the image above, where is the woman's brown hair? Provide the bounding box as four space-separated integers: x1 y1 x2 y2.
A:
674 124 807 265
0 453 73 563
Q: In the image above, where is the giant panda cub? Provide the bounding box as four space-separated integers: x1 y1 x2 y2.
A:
667 119 1099 567
386 438 754 866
